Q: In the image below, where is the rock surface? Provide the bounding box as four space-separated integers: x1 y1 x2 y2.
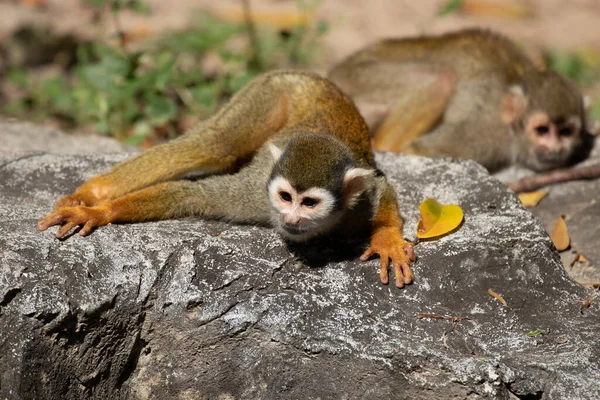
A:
0 119 135 154
495 140 600 286
1 148 599 400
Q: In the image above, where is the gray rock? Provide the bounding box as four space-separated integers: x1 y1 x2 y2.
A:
495 140 600 286
0 119 134 154
1 151 599 400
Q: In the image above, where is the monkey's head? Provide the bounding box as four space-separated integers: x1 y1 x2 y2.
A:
502 71 594 171
267 134 375 242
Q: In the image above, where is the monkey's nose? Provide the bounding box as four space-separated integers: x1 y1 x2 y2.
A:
286 214 302 224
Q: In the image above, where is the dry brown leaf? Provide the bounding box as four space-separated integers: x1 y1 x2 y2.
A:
488 288 509 308
462 0 532 19
557 338 569 345
570 253 588 267
580 298 591 314
18 0 46 6
550 215 570 251
518 189 549 208
212 7 311 28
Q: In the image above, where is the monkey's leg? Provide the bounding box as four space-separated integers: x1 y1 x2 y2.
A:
39 158 272 238
329 62 457 149
371 71 456 152
55 76 292 209
360 178 415 288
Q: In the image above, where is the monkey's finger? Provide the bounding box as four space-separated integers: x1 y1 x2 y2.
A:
404 244 416 262
79 220 97 236
393 262 405 288
56 221 78 238
360 248 376 262
38 213 67 231
379 254 390 285
401 262 414 285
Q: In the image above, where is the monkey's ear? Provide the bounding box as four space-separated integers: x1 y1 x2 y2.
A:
501 85 528 124
268 143 284 161
583 95 591 112
342 168 375 208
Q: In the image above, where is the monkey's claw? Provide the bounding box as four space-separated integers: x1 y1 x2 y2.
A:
38 206 110 238
360 227 415 288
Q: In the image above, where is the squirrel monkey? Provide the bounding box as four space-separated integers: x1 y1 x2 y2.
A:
38 70 415 288
328 29 594 172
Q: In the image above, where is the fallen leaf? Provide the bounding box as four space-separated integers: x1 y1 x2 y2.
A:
518 189 549 207
416 198 464 239
570 253 588 267
461 0 532 19
579 298 591 314
526 329 544 337
212 6 311 29
488 288 509 308
550 215 570 251
557 338 568 344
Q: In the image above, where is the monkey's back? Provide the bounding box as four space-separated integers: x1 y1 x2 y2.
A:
260 71 375 168
342 29 535 84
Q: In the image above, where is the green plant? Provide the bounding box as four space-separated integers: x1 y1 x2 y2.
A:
1 0 327 144
544 50 600 86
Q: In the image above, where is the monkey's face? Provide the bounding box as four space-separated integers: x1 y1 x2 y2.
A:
523 111 587 171
268 176 341 241
267 134 375 242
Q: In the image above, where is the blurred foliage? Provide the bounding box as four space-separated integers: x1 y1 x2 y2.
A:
543 49 600 121
437 0 464 16
544 50 600 86
1 0 327 144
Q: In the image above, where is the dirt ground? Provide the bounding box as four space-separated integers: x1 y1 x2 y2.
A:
1 0 599 73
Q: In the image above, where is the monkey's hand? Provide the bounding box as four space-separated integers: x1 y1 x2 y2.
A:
54 177 115 209
38 205 113 238
360 226 415 288
55 192 99 208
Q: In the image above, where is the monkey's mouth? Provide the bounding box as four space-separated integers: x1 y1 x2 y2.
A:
534 153 567 169
282 224 311 235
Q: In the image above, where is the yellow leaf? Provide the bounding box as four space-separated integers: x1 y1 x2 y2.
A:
416 198 464 239
550 215 570 251
518 189 549 208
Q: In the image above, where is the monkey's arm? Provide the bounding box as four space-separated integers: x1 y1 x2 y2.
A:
403 122 510 171
55 127 241 208
360 178 415 288
39 159 272 238
53 72 296 209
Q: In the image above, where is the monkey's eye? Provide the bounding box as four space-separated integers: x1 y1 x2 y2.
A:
535 125 549 135
279 191 292 202
301 197 319 207
559 127 573 137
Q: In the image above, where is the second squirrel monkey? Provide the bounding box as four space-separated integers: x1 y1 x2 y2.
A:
328 29 593 172
38 70 415 288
